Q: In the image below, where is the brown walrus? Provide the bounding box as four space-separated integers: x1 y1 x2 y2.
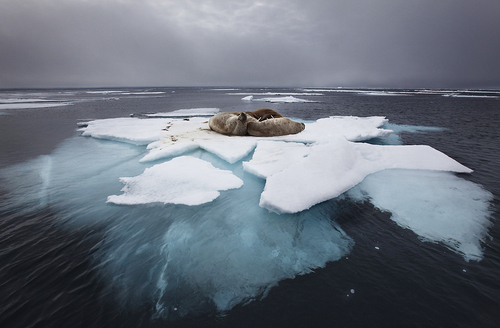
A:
247 117 305 137
208 109 305 137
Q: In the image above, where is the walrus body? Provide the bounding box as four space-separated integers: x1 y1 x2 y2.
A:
208 109 304 137
246 108 283 121
208 112 255 136
247 117 305 137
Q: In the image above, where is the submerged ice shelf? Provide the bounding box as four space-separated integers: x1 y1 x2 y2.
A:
2 111 490 320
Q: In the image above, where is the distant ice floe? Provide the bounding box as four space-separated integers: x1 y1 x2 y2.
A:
231 92 323 96
302 88 411 96
442 94 499 98
0 101 72 110
301 88 500 98
243 95 318 103
86 90 165 95
145 108 219 117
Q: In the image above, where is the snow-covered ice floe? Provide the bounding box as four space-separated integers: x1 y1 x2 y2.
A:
145 108 220 117
4 113 488 319
79 115 490 245
107 156 243 206
243 95 318 103
0 101 72 110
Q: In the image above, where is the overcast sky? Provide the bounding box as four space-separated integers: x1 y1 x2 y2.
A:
1 0 499 89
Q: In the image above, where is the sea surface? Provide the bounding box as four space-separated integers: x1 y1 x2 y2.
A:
0 87 499 327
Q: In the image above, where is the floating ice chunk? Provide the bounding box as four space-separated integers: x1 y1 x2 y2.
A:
259 137 472 214
348 170 493 261
120 91 165 95
0 98 53 103
231 92 323 96
86 90 124 94
444 94 498 98
80 117 171 145
254 96 317 103
243 141 310 178
241 95 253 101
0 102 71 109
198 139 257 164
146 108 220 117
107 156 243 205
81 116 392 165
80 117 210 146
280 116 392 143
360 91 409 96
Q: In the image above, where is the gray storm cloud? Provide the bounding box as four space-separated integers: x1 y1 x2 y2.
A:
0 0 499 88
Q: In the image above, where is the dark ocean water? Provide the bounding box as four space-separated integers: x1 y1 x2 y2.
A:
0 87 499 327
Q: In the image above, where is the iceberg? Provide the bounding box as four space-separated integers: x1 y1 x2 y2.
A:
2 112 491 320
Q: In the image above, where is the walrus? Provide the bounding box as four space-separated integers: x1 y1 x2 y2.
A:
208 108 305 137
246 108 283 121
247 117 305 137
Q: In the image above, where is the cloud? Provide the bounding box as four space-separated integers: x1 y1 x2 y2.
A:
0 0 499 88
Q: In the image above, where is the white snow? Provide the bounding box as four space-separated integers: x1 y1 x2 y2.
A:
198 139 257 164
258 137 471 214
107 156 243 205
243 141 310 178
79 117 173 145
279 116 392 142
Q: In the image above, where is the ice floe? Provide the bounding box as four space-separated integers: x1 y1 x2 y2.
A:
1 110 493 320
107 156 243 206
146 108 219 117
0 102 72 110
258 138 472 214
79 114 474 215
76 113 492 265
249 95 318 103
